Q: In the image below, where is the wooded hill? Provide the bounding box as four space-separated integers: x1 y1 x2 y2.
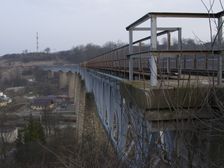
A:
0 39 217 65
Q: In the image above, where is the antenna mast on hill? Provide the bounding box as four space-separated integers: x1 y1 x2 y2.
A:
36 32 39 52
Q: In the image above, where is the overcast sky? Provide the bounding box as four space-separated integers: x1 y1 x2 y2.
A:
0 0 223 55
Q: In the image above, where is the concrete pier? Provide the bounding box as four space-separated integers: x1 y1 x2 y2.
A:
47 70 54 79
59 71 68 89
67 72 75 98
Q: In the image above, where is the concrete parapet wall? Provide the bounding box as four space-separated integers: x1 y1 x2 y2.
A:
120 80 209 110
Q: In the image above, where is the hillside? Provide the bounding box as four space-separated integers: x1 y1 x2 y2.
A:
0 42 125 67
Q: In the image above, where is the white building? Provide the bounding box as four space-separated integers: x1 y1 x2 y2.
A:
0 92 12 107
0 127 18 143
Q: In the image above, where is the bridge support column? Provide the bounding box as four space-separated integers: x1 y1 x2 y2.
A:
150 15 158 86
47 70 54 79
218 16 223 85
59 71 68 89
73 73 86 143
74 73 81 113
67 72 75 98
73 74 115 153
104 83 110 127
118 97 128 156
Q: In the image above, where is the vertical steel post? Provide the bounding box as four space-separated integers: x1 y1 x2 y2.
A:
218 16 223 85
138 42 142 79
167 32 171 74
178 28 182 78
150 15 158 86
129 30 133 80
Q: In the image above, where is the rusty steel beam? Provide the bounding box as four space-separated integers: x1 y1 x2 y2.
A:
127 50 224 58
132 27 180 31
126 11 223 30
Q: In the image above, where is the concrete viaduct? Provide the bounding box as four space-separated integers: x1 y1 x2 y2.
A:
45 11 224 168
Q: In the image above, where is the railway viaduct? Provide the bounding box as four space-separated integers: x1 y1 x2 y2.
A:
45 11 224 168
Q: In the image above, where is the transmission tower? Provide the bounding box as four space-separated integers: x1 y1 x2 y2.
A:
36 32 39 52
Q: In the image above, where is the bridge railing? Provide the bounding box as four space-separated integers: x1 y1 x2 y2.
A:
81 42 223 78
81 11 224 86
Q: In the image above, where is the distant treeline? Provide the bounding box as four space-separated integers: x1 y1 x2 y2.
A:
58 41 126 63
1 38 219 64
1 41 125 64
